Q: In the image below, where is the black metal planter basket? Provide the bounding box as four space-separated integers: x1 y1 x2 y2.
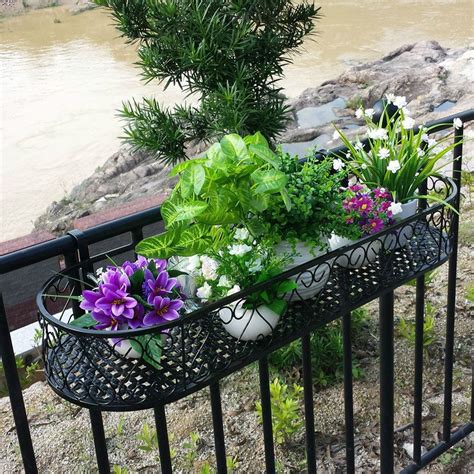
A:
37 176 456 412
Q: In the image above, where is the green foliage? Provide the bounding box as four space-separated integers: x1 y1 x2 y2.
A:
466 284 474 303
112 466 129 474
136 423 158 452
136 132 290 258
334 100 460 203
397 303 437 350
269 307 368 387
116 415 126 436
406 269 438 288
94 0 321 164
439 446 463 465
258 152 347 245
226 456 239 472
32 328 42 346
256 378 303 444
183 432 201 465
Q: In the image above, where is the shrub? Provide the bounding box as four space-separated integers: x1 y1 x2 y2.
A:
94 0 321 164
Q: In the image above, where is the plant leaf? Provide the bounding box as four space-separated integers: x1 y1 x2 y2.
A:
70 313 97 328
251 169 287 194
160 199 208 228
220 133 248 160
136 230 180 259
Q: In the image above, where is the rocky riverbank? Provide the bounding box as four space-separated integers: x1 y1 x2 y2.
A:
0 0 96 16
34 40 474 236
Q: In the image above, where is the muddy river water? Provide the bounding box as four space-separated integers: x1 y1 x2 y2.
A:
0 1 472 241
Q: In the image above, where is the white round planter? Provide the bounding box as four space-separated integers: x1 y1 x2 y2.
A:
329 234 382 269
274 239 331 300
218 303 280 341
383 199 418 250
108 338 142 359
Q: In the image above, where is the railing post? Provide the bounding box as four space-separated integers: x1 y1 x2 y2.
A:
89 409 110 474
154 405 173 473
301 334 317 473
259 357 275 473
210 382 227 473
443 124 463 442
0 294 38 473
379 291 394 473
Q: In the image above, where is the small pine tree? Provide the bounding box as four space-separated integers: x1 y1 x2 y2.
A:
95 0 321 164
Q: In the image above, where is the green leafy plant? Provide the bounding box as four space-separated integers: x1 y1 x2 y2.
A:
116 415 126 436
439 446 463 465
256 378 303 444
136 132 291 258
183 432 201 466
269 307 368 386
112 466 129 474
94 0 321 164
333 95 461 203
226 456 239 472
406 269 438 288
136 423 158 452
466 284 474 303
397 303 437 350
258 152 346 248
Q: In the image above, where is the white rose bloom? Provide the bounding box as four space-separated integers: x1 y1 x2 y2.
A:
218 275 232 288
389 202 403 215
385 93 396 104
200 256 219 280
234 227 250 241
453 117 463 129
227 285 241 296
364 108 375 119
367 128 388 140
387 160 401 173
196 282 212 300
333 158 345 171
228 244 253 257
402 117 415 130
378 147 390 160
355 107 364 119
393 96 407 109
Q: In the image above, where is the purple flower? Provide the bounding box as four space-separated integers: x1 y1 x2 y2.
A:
349 184 364 192
143 269 178 304
96 287 137 319
91 311 125 331
143 296 183 326
355 196 373 214
368 217 384 233
101 268 130 292
127 303 145 329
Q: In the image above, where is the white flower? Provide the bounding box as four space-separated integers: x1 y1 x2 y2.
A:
227 285 241 296
355 107 364 119
402 116 415 130
385 93 396 104
234 227 249 241
387 160 401 173
333 158 345 171
96 267 104 278
248 258 263 274
200 255 219 280
218 275 232 288
332 130 340 141
196 282 212 300
393 96 407 109
345 151 351 159
417 147 425 157
453 117 463 129
186 255 201 273
361 163 367 169
421 133 429 143
367 128 388 140
389 202 403 216
364 108 375 119
355 141 364 151
228 244 252 257
378 147 390 160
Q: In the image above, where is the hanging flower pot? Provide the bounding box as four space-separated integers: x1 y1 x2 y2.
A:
218 302 280 341
275 239 331 300
329 234 382 268
383 199 418 250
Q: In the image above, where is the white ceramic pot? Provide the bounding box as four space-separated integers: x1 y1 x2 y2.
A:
108 338 142 359
383 199 418 250
329 234 382 269
218 303 280 341
274 239 331 300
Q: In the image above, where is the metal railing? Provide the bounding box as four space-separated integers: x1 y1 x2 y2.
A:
1 108 473 473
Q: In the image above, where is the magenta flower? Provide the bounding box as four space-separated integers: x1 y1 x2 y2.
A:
368 217 384 233
101 268 130 292
127 303 145 329
143 296 183 326
96 288 137 319
355 196 373 213
143 269 178 304
91 311 125 331
349 184 364 192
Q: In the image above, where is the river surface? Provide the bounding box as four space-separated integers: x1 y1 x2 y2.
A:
0 1 472 241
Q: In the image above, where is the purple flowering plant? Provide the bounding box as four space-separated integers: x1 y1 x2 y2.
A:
335 184 396 240
69 256 185 363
